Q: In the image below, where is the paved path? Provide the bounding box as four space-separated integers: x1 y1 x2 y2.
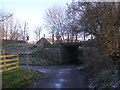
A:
19 65 88 88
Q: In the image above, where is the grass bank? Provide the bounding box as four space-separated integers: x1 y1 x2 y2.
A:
2 67 44 88
19 55 60 66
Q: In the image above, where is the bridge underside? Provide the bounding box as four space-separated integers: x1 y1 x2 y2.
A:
37 42 83 64
63 46 79 64
61 42 83 64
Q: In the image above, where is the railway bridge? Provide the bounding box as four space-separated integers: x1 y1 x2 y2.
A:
60 42 83 64
36 41 84 64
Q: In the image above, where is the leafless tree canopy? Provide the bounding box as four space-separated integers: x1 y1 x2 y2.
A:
34 26 41 42
0 10 29 41
44 6 68 41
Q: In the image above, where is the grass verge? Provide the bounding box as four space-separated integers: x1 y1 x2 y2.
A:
2 67 44 88
19 56 60 66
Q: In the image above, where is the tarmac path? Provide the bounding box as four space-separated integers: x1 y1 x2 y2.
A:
19 65 88 88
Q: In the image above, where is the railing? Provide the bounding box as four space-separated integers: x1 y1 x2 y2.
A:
0 54 19 72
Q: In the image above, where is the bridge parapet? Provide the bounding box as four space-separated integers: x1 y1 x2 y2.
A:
61 42 82 46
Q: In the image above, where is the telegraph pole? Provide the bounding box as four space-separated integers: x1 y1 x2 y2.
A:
43 34 45 48
52 34 54 44
26 35 29 70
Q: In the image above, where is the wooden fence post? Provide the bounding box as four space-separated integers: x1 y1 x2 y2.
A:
16 54 19 70
1 49 6 70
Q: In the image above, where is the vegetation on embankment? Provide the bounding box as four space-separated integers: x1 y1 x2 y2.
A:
2 43 43 55
78 40 120 88
70 2 120 88
79 63 119 88
19 55 60 66
85 63 119 88
2 67 44 88
2 43 60 66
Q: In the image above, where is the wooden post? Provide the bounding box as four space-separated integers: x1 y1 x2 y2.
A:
1 49 5 55
1 49 6 70
75 34 78 41
67 33 69 42
16 54 19 70
52 34 54 44
43 34 45 47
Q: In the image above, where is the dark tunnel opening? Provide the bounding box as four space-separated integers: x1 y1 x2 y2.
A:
63 46 83 65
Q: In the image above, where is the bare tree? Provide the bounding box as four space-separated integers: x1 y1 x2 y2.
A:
22 22 28 40
34 26 41 42
66 1 82 41
69 1 120 63
0 11 13 22
0 9 30 42
19 21 29 41
9 16 14 40
0 11 13 40
44 6 67 41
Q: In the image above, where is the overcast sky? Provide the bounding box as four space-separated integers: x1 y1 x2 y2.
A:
0 0 72 41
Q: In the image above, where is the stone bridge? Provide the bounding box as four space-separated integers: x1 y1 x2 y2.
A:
60 42 83 64
34 42 83 64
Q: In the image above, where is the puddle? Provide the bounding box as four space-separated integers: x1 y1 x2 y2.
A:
38 70 48 73
61 68 72 71
59 71 64 73
54 84 62 88
59 79 65 82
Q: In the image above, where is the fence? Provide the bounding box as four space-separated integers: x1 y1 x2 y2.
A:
0 54 18 72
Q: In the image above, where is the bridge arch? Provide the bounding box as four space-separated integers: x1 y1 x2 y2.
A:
60 42 83 64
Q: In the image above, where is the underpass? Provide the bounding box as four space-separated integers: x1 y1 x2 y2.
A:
61 42 83 64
